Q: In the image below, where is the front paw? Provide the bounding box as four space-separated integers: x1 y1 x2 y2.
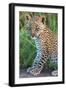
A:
27 67 39 76
27 67 31 73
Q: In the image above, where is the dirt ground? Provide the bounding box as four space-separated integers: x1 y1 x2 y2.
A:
19 68 53 78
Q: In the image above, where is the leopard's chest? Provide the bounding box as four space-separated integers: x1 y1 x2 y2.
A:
33 37 42 61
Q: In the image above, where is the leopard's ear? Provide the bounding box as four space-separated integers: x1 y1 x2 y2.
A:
26 13 33 20
41 16 46 24
26 15 32 20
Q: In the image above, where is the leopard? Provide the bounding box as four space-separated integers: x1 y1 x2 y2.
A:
26 15 58 76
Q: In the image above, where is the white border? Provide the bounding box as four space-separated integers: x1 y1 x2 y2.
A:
15 6 63 84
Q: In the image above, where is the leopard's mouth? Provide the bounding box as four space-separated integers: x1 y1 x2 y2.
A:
32 31 40 38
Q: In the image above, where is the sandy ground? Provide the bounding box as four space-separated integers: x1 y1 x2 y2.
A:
19 68 52 78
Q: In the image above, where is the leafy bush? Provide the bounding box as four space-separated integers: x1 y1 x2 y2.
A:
19 28 37 68
46 14 58 33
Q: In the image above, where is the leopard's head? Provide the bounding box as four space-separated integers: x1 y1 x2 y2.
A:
26 15 46 37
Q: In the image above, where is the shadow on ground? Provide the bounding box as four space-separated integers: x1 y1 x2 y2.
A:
19 68 53 78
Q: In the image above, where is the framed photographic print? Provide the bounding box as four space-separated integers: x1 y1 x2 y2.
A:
9 3 65 87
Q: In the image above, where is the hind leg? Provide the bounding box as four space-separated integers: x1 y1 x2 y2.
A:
50 54 58 76
51 59 58 76
51 70 58 76
27 65 43 76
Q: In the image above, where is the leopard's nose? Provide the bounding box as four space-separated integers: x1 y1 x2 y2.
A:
32 33 35 37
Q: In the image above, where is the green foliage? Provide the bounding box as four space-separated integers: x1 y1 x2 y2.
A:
45 59 58 71
19 28 37 68
46 13 58 33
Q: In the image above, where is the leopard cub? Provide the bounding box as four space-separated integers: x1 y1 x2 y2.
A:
26 15 58 76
